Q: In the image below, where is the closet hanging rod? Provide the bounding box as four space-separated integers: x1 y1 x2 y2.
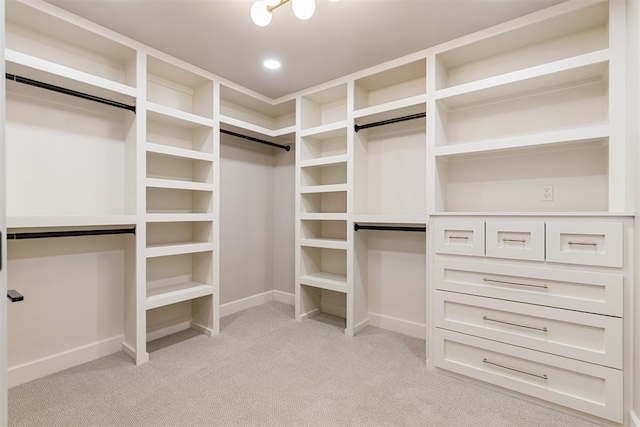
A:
221 129 291 151
354 112 426 132
7 227 136 240
354 224 426 233
5 73 137 113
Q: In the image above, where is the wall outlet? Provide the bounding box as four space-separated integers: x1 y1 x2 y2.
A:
541 184 553 201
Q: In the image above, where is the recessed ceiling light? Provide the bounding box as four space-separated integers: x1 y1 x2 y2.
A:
263 59 281 70
328 0 339 2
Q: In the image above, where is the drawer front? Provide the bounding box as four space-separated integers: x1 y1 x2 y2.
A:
546 222 623 267
434 291 622 368
433 259 623 317
433 220 484 256
485 221 544 261
434 329 623 423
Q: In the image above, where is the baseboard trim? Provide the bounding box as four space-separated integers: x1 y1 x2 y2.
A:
630 409 640 427
8 335 123 388
220 290 276 317
273 290 294 305
300 308 320 321
321 301 347 318
147 320 191 342
354 318 369 335
368 312 426 339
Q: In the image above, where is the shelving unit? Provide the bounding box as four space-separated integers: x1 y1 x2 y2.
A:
143 54 218 349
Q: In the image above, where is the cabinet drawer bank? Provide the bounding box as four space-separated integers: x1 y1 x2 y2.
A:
434 329 623 423
434 259 623 317
435 290 622 368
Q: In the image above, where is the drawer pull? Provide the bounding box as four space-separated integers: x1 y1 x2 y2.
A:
483 358 548 380
482 278 548 289
568 241 597 246
449 236 468 240
483 315 548 332
502 238 526 243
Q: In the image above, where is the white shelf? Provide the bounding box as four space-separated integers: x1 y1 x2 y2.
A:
146 102 215 128
300 155 348 169
219 115 295 138
435 50 609 109
146 281 213 310
146 241 214 258
5 49 137 105
434 125 609 159
353 94 427 120
300 121 348 138
429 212 636 218
146 178 213 192
145 214 214 223
299 213 348 221
6 215 136 229
300 272 348 293
352 215 428 225
146 143 214 162
299 184 347 194
300 238 348 250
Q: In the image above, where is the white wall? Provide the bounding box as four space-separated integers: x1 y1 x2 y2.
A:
273 148 295 296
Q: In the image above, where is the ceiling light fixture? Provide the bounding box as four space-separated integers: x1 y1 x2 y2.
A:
251 0 316 27
263 59 282 69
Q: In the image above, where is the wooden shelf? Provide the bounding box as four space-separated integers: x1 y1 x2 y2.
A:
146 241 214 258
6 215 136 229
146 143 213 162
434 125 609 159
146 178 213 192
300 121 348 138
299 184 347 194
299 213 348 221
352 215 428 225
146 102 215 128
146 281 213 310
145 214 214 223
353 94 427 121
300 238 348 250
435 51 609 109
219 115 295 138
300 272 348 293
6 49 137 105
300 155 348 169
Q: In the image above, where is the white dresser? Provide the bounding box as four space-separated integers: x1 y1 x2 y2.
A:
430 215 633 424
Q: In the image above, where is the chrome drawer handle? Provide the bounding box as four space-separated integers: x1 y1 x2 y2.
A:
483 358 548 380
502 238 525 243
448 236 468 240
483 278 548 289
483 315 548 332
568 241 597 246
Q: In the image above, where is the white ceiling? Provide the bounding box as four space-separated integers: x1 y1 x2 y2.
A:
44 0 564 99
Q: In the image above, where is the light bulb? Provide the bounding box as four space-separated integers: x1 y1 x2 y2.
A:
292 0 315 20
264 0 281 6
251 1 272 27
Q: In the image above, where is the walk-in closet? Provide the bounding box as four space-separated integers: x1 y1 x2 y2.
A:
1 0 640 425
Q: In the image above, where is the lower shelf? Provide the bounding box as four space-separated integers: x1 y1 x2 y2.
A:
146 282 214 310
300 272 347 293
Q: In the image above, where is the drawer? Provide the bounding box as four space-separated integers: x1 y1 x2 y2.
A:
434 259 623 317
434 291 622 368
433 220 484 257
485 221 544 261
434 329 623 423
546 222 623 268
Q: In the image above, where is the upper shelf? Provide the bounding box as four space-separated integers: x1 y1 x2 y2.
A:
146 102 215 128
301 83 348 131
6 0 137 89
220 84 295 134
435 51 609 110
7 215 137 229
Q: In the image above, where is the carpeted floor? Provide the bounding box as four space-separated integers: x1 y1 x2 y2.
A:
9 302 598 426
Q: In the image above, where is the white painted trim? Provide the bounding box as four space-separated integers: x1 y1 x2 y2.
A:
321 301 347 319
8 335 123 388
273 290 295 305
630 410 640 427
354 318 369 335
300 308 320 321
368 312 426 339
220 290 275 317
146 321 191 342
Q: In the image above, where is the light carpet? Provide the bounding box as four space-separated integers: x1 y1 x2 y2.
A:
9 302 599 426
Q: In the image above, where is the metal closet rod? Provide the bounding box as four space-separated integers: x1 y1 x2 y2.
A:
7 227 136 240
354 224 426 233
5 73 137 113
354 112 426 132
221 129 291 151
